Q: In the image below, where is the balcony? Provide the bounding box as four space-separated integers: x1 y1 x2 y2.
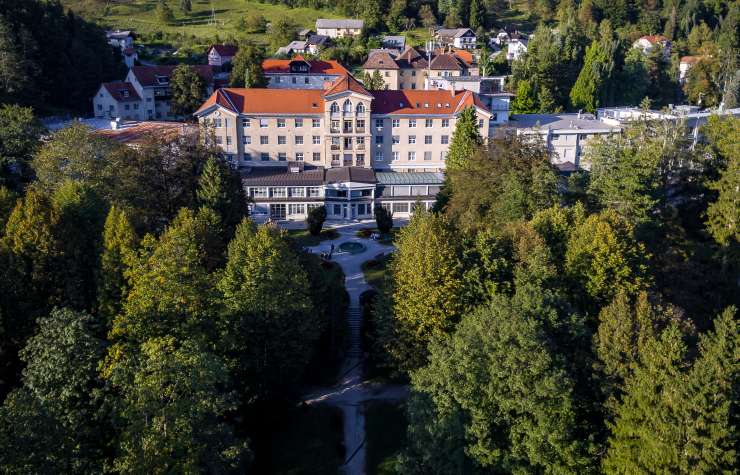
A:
330 127 340 133
356 143 365 151
330 144 341 151
331 160 341 167
355 127 366 133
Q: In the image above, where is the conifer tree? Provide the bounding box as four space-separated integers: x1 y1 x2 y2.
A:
705 117 739 247
469 0 485 30
97 205 137 325
445 107 482 171
169 64 205 117
511 79 537 113
197 156 247 240
230 42 268 88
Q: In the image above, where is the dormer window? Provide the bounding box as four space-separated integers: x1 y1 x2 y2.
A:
424 103 429 107
445 103 450 107
399 102 404 107
121 90 129 98
155 75 169 85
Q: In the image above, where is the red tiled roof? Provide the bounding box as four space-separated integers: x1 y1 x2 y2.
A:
680 55 702 64
640 35 669 44
196 88 326 115
261 58 349 76
102 82 141 102
370 90 489 115
209 44 238 57
130 65 214 87
324 74 371 97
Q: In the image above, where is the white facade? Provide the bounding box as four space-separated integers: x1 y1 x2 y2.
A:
316 19 364 38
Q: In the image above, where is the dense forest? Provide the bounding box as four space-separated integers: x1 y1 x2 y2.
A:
364 108 739 473
0 0 124 113
0 108 348 472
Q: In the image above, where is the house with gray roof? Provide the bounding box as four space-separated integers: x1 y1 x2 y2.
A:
316 19 364 38
434 28 476 50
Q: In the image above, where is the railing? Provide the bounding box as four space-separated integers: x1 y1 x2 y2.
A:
355 127 365 133
356 143 365 151
343 127 353 133
330 127 340 133
330 144 341 151
331 160 341 167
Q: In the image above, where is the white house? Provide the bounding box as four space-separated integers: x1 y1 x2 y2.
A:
632 35 671 57
207 44 239 67
679 56 702 83
106 30 134 50
316 19 364 38
507 36 528 61
435 28 477 50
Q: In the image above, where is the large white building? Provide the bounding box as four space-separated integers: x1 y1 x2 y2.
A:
315 19 364 38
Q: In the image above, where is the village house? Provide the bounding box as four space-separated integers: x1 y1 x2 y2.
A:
506 34 528 61
93 65 216 121
262 56 350 89
632 34 671 57
106 30 137 68
207 44 238 67
381 36 406 53
434 28 477 50
679 56 702 83
316 19 364 38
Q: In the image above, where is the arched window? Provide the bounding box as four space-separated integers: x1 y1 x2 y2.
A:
343 100 352 113
330 102 339 113
356 103 365 114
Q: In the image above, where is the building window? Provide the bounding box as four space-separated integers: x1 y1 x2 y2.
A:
295 118 303 127
393 202 409 213
271 187 287 198
551 134 561 141
261 152 270 161
424 151 432 160
375 135 384 144
392 151 399 161
290 187 305 197
408 135 416 144
356 103 365 114
392 119 400 128
307 187 321 197
441 135 449 144
278 136 286 145
375 119 383 129
244 153 252 161
278 152 287 161
312 152 321 161
408 119 416 128
411 70 416 77
384 71 389 77
226 136 232 145
330 102 340 114
242 118 250 128
295 136 304 145
442 119 449 127
441 150 447 160
289 203 306 215
277 118 286 128
260 136 269 145
250 187 267 198
408 151 416 160
392 135 400 144
214 118 222 128
356 119 365 130
425 119 433 127
356 153 365 165
478 119 484 127
215 136 223 144
331 120 340 132
375 151 384 161
312 118 321 127
295 152 304 161
259 119 268 128
292 77 297 84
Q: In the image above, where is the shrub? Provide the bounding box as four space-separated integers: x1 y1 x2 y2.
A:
374 206 393 234
306 205 327 236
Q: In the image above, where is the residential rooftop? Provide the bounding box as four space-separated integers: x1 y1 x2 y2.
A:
509 113 620 132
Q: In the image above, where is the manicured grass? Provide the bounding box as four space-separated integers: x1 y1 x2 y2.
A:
364 401 407 475
361 253 392 289
286 227 339 247
63 0 342 44
355 227 399 246
251 403 345 475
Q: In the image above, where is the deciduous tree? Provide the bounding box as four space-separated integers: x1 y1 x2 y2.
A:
230 42 268 88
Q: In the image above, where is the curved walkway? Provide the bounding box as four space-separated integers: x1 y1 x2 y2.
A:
301 222 408 475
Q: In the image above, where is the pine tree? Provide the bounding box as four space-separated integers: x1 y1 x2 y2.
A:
511 79 538 113
445 107 482 171
97 205 137 325
469 0 486 30
197 156 247 239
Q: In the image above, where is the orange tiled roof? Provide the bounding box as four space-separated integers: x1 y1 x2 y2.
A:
324 74 371 96
371 90 489 115
640 34 669 44
680 55 702 64
261 58 349 76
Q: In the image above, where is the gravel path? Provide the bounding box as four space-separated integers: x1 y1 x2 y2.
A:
301 222 407 475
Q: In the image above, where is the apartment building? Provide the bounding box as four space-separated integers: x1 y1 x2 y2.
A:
362 46 477 90
509 113 621 171
262 56 349 89
93 65 216 121
194 75 493 172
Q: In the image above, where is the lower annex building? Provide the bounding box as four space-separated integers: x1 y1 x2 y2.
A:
194 75 492 221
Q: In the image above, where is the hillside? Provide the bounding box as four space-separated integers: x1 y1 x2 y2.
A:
60 0 343 44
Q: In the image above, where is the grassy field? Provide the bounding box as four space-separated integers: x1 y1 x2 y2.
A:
361 252 392 289
63 0 342 44
365 401 407 475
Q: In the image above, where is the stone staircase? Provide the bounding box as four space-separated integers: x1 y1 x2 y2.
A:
346 306 363 358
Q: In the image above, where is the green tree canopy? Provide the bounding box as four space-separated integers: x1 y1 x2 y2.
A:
169 64 206 118
230 42 268 88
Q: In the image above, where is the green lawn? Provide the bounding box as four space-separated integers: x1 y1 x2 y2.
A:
355 227 399 246
365 401 407 475
286 228 339 247
63 0 342 45
361 253 392 289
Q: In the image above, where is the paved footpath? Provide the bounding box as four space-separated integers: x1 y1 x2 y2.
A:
300 222 408 475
